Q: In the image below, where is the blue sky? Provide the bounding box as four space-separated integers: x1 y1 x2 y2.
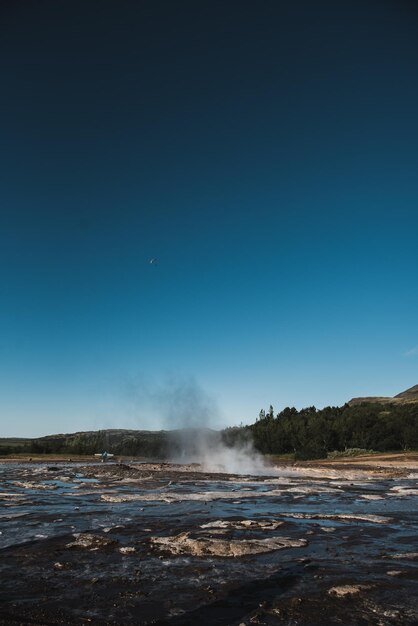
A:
1 1 418 436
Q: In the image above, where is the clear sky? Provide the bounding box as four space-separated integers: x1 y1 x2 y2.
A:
1 0 418 437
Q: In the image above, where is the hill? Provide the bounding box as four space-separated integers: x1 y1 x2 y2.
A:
348 384 418 406
394 384 418 401
0 427 220 459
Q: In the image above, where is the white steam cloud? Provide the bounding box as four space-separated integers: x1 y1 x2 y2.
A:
168 427 270 475
125 374 272 475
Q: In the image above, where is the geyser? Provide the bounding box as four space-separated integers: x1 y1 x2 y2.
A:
168 428 273 475
126 374 273 475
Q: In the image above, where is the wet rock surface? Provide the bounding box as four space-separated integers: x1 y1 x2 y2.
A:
150 531 307 557
0 461 417 625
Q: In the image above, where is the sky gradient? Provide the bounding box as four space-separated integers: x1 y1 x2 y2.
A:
1 0 418 437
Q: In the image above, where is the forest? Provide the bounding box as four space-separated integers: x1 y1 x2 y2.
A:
1 402 418 460
245 401 418 459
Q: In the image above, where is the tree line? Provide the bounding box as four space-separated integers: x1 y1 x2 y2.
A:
1 401 418 459
243 402 418 458
0 430 170 458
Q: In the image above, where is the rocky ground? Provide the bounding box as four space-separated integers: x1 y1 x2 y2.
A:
0 456 417 625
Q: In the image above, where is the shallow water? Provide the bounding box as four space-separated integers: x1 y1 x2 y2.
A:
0 461 417 625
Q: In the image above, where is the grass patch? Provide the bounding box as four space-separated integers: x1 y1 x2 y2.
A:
327 448 375 459
265 453 296 463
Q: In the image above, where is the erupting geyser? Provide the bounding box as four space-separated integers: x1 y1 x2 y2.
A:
168 427 273 475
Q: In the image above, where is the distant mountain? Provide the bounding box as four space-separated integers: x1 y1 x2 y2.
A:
394 384 418 400
0 427 222 458
349 384 418 406
19 427 221 458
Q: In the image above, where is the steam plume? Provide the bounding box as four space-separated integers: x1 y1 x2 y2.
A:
126 374 272 475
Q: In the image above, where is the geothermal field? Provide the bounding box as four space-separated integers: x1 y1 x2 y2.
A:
0 457 418 625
